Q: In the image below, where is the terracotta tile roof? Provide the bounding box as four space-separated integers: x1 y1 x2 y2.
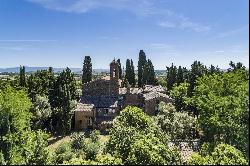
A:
80 96 120 108
143 85 166 92
74 103 94 112
143 91 172 101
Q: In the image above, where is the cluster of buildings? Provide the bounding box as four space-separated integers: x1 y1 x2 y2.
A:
74 59 173 131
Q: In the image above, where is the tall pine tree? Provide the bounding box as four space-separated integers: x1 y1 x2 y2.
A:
82 56 92 84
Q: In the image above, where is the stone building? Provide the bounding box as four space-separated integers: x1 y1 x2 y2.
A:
74 59 173 131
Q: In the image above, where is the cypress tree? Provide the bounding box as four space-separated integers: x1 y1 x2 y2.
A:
117 59 122 79
125 59 131 85
146 59 156 85
188 61 207 96
183 67 189 81
130 59 136 87
50 68 77 135
176 66 184 85
138 50 147 87
19 66 26 87
166 63 177 92
82 56 92 84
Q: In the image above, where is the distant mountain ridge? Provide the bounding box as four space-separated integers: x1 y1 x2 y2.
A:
0 67 168 74
0 67 109 74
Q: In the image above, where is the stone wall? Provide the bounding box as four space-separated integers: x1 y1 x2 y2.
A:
122 93 144 108
82 79 119 97
144 96 173 116
75 110 96 130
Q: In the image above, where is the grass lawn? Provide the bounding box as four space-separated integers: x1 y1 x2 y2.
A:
47 132 110 152
48 135 72 151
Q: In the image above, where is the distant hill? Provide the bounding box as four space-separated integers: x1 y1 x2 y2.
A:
0 66 110 74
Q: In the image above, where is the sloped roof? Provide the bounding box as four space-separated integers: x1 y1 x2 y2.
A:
143 85 166 93
80 96 119 108
119 88 143 95
74 103 94 112
143 91 172 101
119 85 166 95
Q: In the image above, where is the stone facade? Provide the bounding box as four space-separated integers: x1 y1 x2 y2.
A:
74 103 95 130
74 59 173 131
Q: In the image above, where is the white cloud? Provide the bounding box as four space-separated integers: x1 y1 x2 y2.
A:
99 36 119 40
26 0 210 32
214 50 225 53
26 0 155 15
0 45 36 51
150 43 174 49
0 40 58 42
158 21 176 28
158 15 210 32
213 26 248 39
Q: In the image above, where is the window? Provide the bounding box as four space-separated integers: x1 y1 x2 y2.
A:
155 100 160 115
104 109 109 116
79 120 82 124
88 117 92 126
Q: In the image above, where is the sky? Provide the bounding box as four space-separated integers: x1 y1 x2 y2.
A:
0 0 249 69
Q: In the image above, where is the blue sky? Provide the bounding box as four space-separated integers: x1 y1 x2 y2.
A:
0 0 248 69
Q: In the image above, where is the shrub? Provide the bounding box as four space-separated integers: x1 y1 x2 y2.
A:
155 102 198 140
0 152 6 165
89 130 101 143
188 143 248 165
126 133 183 165
106 106 179 164
71 132 85 150
84 142 101 160
96 154 123 165
55 142 74 164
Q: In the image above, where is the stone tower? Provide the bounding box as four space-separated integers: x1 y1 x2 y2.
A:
110 59 119 82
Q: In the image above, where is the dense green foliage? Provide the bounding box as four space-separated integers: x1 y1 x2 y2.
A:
187 69 249 157
127 133 182 165
106 106 182 164
3 130 50 165
27 69 55 102
188 143 248 165
30 95 52 130
0 86 32 136
155 102 198 140
0 86 50 165
170 82 189 111
49 68 77 135
55 142 75 164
